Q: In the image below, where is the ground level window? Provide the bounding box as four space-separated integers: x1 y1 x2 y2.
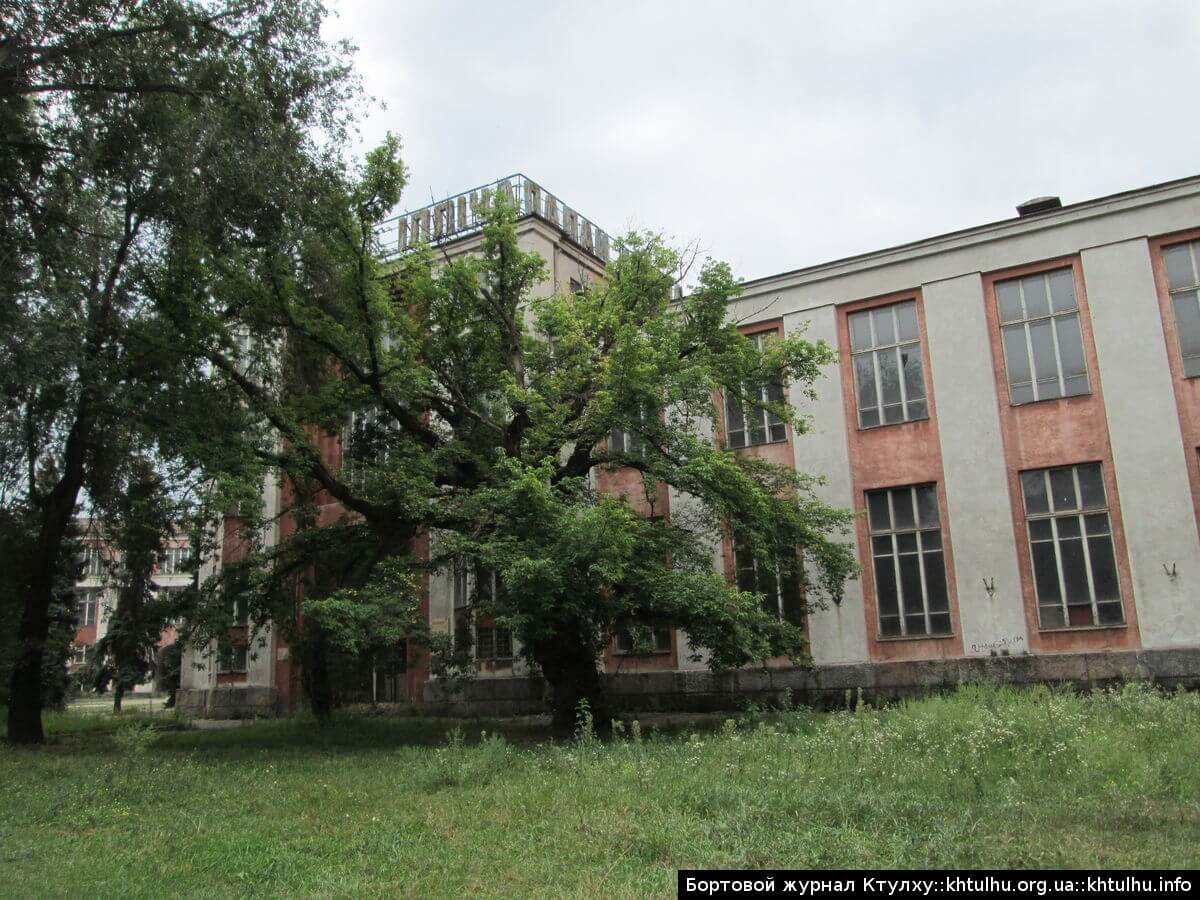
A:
1021 463 1123 629
614 625 672 654
476 623 513 662
217 643 248 673
866 483 951 637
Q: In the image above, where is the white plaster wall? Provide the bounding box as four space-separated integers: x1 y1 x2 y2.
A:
1083 239 1200 648
785 305 869 665
922 274 1029 655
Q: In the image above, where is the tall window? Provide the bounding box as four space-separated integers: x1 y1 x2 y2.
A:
610 404 658 456
614 625 672 655
725 332 787 448
866 484 951 637
1021 463 1123 629
1164 240 1200 377
996 268 1089 404
734 542 805 625
76 588 100 626
80 547 104 577
159 547 190 575
475 623 513 662
218 642 248 673
848 300 927 428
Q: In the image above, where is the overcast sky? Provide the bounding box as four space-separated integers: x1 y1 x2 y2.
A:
326 1 1200 281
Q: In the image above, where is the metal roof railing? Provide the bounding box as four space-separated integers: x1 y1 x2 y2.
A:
375 174 611 263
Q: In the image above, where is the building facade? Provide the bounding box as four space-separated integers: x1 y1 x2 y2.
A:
71 523 186 693
179 173 1200 718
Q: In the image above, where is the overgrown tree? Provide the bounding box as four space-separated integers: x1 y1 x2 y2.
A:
1 0 360 743
171 152 858 728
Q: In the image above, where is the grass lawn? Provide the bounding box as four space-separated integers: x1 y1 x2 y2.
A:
1 683 1198 897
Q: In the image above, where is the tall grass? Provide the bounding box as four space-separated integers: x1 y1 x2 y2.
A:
1 683 1197 897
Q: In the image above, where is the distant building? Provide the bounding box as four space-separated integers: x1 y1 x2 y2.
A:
178 173 1200 717
71 520 186 693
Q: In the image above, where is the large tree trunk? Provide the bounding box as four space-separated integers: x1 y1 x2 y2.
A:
302 631 334 722
530 634 609 736
112 684 124 714
7 403 93 744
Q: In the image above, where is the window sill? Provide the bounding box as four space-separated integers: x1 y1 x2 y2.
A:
875 631 954 642
728 436 788 451
1009 392 1093 407
857 414 930 432
1037 622 1127 634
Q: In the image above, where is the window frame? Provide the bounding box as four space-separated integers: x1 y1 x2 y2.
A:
865 483 953 639
1020 462 1125 631
724 331 788 449
847 299 928 429
733 540 806 626
76 588 100 627
1162 239 1200 378
613 624 673 655
475 622 514 662
995 266 1090 405
217 642 248 674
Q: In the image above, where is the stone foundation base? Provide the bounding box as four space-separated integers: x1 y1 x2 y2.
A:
176 686 278 719
423 647 1200 716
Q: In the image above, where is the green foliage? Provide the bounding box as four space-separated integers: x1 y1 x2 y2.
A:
0 686 1198 894
181 180 857 723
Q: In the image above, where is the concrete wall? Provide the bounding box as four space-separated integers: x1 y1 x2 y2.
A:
921 273 1029 655
425 648 1200 717
1084 238 1200 648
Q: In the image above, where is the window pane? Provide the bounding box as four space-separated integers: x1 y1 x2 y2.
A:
1097 601 1124 626
915 484 939 527
1056 515 1081 539
1084 512 1110 535
1002 325 1031 395
874 557 899 618
1077 464 1106 509
878 346 902 407
1021 470 1049 514
1010 382 1035 404
900 345 925 402
872 306 896 346
1022 274 1050 318
896 532 918 553
920 528 942 550
1050 468 1078 511
880 615 902 637
867 492 891 531
1031 541 1061 607
849 311 873 352
1058 537 1091 607
896 301 919 342
854 354 878 415
907 399 928 419
610 427 626 454
905 612 928 636
997 281 1023 323
1051 468 1080 511
1054 313 1087 383
898 552 923 618
1040 604 1066 629
892 489 915 530
749 421 767 446
1047 268 1077 312
1164 243 1197 292
1172 292 1200 365
883 403 905 425
726 392 745 437
1029 519 1053 541
929 612 952 634
1028 319 1061 399
923 551 949 613
1087 534 1121 603
859 407 880 428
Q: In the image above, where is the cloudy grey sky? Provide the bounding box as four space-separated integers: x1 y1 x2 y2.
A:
327 1 1200 281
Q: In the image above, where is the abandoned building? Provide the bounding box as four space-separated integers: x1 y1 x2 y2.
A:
177 172 1200 718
